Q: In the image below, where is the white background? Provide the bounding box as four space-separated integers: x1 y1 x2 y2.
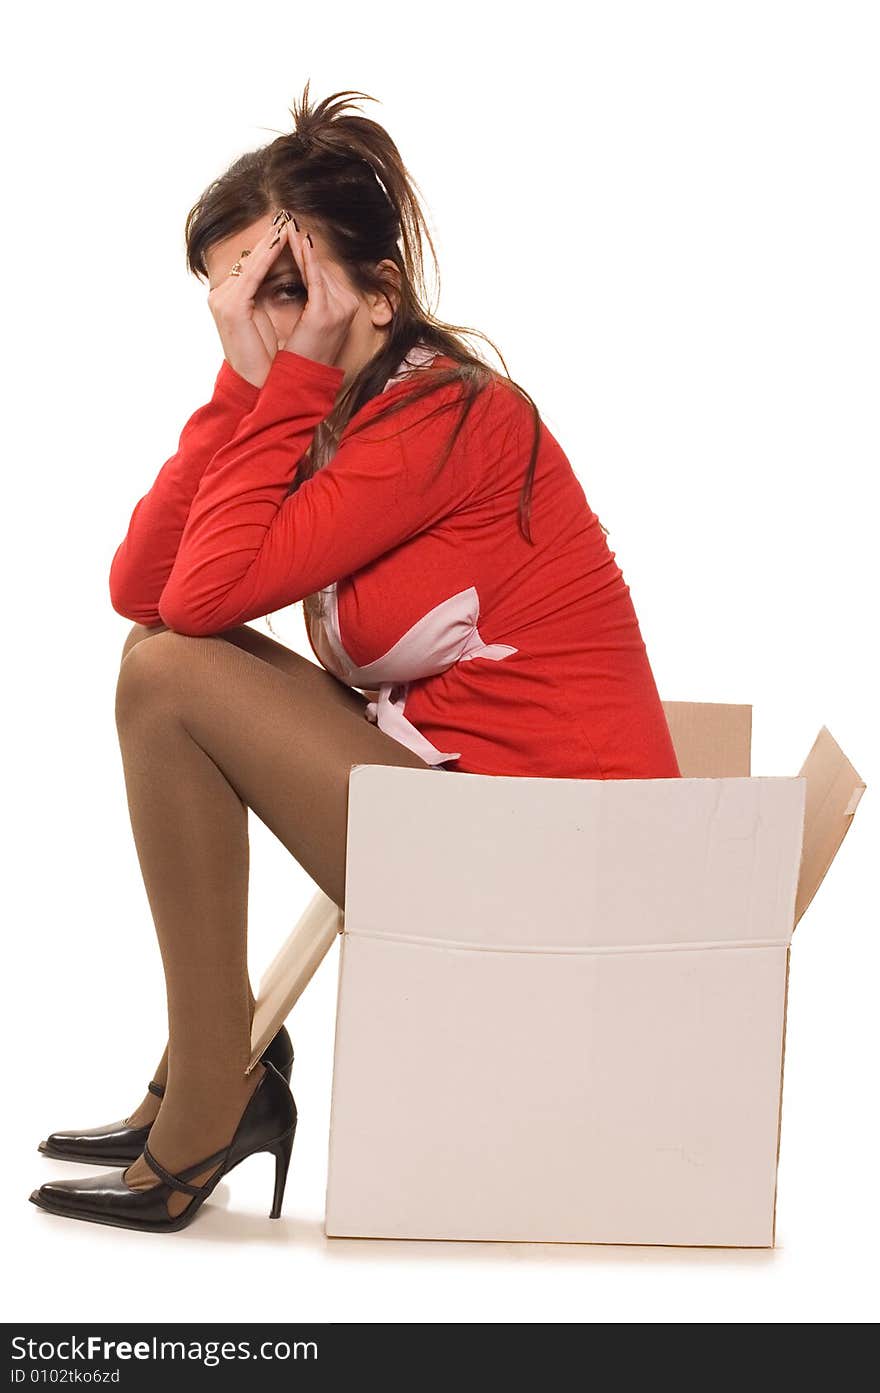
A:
4 0 877 1324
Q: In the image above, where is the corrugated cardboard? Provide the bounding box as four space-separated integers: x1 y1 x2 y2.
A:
315 706 865 1247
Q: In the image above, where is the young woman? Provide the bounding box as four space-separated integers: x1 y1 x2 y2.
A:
31 83 680 1233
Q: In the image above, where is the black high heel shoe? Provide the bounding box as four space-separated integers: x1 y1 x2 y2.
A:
29 1059 297 1232
37 1025 294 1168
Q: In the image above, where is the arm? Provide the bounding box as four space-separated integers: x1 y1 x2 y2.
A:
108 359 261 625
157 349 483 636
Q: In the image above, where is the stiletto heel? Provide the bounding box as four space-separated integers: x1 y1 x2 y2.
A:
29 1059 298 1233
38 1024 294 1167
269 1125 296 1219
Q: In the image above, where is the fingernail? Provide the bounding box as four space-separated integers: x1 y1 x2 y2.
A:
269 231 281 248
293 217 300 231
306 233 313 248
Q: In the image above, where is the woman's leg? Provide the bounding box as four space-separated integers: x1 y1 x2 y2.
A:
113 624 431 1217
120 620 365 1130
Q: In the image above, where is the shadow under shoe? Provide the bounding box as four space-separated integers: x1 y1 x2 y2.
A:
29 1060 297 1233
37 1024 294 1167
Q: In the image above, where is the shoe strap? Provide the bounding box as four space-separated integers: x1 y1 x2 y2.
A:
139 1066 275 1196
144 1038 287 1103
141 1140 228 1197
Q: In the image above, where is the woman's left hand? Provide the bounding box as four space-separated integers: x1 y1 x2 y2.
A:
279 218 360 369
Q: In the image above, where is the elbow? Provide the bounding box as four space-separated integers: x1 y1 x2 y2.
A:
108 545 160 626
157 585 216 637
157 601 210 637
109 575 162 627
108 548 135 620
159 565 254 636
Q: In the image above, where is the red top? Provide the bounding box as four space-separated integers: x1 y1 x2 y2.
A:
110 346 681 780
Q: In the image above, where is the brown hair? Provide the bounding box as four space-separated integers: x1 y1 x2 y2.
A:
183 81 546 638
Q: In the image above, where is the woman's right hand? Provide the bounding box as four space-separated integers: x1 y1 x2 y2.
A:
206 213 293 390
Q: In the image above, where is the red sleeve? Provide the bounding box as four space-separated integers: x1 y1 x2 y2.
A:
157 348 483 636
108 359 261 625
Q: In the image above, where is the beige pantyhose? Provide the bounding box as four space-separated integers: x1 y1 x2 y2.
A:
113 620 432 1218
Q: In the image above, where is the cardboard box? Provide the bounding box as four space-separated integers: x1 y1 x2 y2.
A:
316 704 865 1247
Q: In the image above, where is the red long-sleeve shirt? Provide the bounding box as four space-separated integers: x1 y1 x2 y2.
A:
110 346 681 780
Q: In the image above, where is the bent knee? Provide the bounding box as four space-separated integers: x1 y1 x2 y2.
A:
115 628 195 726
119 621 171 668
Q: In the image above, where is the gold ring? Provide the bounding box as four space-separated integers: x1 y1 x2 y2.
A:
228 249 252 277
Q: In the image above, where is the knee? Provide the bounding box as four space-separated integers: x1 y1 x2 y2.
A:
119 621 170 669
115 628 190 729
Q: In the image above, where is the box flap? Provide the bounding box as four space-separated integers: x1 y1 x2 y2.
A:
793 726 866 928
248 890 342 1070
661 701 752 777
344 766 805 952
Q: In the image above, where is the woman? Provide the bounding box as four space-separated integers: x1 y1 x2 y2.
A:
31 83 681 1233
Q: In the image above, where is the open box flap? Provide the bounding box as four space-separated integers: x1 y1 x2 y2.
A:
793 725 866 928
661 701 752 777
248 891 342 1071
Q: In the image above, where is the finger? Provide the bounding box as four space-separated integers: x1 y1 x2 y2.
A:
300 230 346 298
283 217 308 286
294 227 332 309
217 217 292 301
286 218 327 302
300 242 360 330
317 252 359 315
298 232 324 295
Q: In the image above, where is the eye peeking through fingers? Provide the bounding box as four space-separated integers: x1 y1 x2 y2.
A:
257 278 306 302
273 281 307 302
